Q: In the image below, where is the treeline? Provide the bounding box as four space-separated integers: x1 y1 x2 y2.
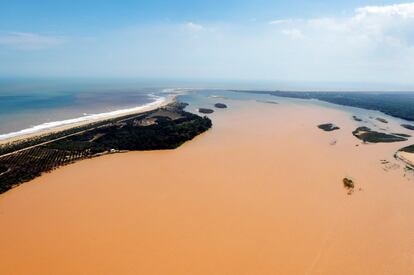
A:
0 110 156 156
400 145 414 153
0 102 212 194
238 91 414 122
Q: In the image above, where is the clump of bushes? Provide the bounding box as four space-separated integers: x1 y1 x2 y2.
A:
318 123 340 132
214 103 227 109
343 177 354 189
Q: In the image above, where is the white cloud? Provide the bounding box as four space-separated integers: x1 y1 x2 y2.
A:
267 2 414 51
356 3 414 18
269 19 292 25
315 3 414 44
184 22 205 32
3 3 414 87
0 32 64 50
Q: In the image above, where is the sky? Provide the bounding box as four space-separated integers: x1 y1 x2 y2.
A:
1 0 414 89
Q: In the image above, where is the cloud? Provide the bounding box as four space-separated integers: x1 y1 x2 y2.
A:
310 3 414 45
355 3 414 18
268 19 292 25
2 3 414 87
184 22 205 32
0 32 64 50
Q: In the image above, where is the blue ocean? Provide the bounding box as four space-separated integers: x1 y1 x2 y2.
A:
0 79 175 139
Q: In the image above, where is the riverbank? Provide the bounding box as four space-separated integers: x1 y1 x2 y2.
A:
1 98 414 274
0 100 211 194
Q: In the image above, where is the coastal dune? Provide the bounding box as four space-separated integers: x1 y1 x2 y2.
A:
0 100 414 274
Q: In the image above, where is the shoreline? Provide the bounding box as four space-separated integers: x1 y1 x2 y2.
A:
0 99 212 194
0 94 176 146
396 151 414 168
1 99 414 274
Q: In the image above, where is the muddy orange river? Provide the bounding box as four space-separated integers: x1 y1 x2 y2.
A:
1 100 414 274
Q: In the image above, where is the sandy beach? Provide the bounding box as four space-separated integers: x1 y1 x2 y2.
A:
0 99 414 274
0 94 175 145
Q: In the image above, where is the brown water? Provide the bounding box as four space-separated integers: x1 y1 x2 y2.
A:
0 100 414 274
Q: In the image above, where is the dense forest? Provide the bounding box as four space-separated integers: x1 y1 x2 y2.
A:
239 91 414 121
0 102 212 194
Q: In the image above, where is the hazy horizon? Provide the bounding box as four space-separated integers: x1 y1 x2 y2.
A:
2 77 414 92
2 1 414 90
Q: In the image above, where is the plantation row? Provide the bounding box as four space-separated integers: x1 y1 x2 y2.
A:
0 110 152 157
0 102 212 194
0 145 89 193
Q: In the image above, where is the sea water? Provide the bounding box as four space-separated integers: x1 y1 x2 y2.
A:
0 79 174 140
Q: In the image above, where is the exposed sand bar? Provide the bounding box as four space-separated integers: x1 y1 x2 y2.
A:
0 94 175 145
396 151 414 168
1 100 414 274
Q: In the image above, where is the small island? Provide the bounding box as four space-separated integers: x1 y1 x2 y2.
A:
214 103 228 109
401 124 414 130
376 117 388 123
352 126 408 143
353 116 363 122
238 90 414 122
0 102 212 194
257 100 278 105
198 108 215 114
318 123 340 132
343 178 355 195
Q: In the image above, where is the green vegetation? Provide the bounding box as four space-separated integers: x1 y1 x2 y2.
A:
237 91 414 122
257 100 278 105
353 116 363 122
0 112 152 156
198 108 214 114
0 102 212 194
376 117 388 123
0 164 7 174
318 123 340 131
352 126 408 143
399 144 414 153
343 178 355 189
214 103 227 108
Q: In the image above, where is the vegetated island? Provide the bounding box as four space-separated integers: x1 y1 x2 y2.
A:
234 90 414 122
352 126 408 143
401 124 414 130
353 116 363 122
343 177 355 195
214 103 228 109
376 117 388 123
395 145 414 169
198 108 214 114
256 100 279 105
318 123 340 131
0 102 212 194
